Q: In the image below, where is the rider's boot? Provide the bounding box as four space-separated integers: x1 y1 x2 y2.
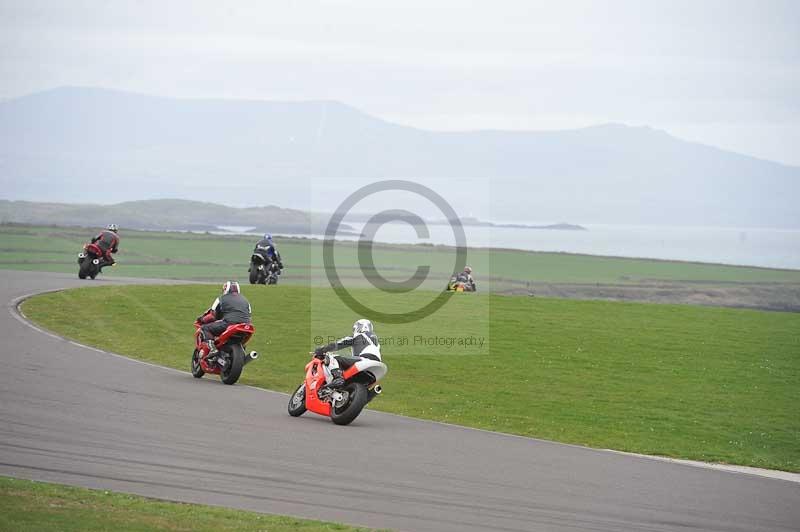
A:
198 342 210 361
199 332 216 360
327 368 345 389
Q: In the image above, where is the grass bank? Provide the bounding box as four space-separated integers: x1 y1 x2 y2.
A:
0 476 383 532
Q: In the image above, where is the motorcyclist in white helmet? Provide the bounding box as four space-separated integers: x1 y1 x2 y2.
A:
89 224 120 266
196 281 252 358
313 319 381 389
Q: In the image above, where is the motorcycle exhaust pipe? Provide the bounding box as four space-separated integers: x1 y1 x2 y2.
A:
243 351 259 365
373 385 382 395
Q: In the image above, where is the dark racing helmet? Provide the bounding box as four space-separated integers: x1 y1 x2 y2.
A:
222 280 240 295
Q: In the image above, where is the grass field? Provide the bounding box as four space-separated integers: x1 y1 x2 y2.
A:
4 224 800 291
0 476 383 532
22 283 800 472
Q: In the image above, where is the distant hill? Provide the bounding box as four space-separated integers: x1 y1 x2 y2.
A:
1 86 798 228
0 198 339 234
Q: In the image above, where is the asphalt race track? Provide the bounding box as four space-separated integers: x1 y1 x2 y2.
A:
1 270 798 531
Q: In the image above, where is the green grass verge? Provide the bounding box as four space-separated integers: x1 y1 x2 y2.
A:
3 224 799 289
0 476 384 532
22 284 800 472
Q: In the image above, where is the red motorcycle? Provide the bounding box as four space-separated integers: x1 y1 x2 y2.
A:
191 321 258 385
77 242 109 279
287 345 387 425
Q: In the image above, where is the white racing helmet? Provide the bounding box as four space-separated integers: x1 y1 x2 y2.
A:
222 280 240 295
353 318 373 335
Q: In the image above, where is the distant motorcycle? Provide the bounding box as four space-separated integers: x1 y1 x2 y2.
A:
77 242 110 279
191 320 258 385
288 346 387 425
446 275 476 292
249 250 281 285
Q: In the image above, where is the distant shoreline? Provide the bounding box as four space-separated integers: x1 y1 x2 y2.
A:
342 215 588 231
441 219 587 231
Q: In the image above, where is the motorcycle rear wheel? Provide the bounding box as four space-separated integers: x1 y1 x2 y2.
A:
330 382 368 426
78 258 94 279
220 344 245 385
287 383 307 416
248 262 259 284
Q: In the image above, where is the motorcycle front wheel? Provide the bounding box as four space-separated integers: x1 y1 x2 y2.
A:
287 383 307 417
191 348 204 378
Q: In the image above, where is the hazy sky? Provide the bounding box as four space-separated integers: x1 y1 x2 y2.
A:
2 0 798 165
